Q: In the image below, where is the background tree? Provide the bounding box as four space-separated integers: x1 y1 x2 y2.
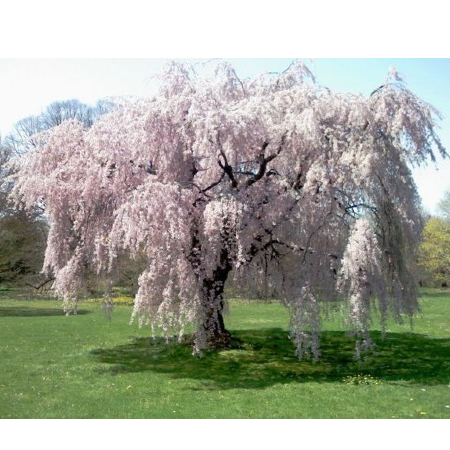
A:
0 138 48 285
4 98 115 155
418 217 450 287
0 210 48 285
12 61 446 359
437 190 450 222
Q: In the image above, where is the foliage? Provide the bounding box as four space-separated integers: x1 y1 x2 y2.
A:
0 142 47 284
418 217 450 286
0 289 450 418
11 61 446 358
0 211 48 283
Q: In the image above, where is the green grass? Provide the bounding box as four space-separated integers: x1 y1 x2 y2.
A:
0 288 449 418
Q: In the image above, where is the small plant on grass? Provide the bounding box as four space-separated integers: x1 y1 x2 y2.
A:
343 374 383 385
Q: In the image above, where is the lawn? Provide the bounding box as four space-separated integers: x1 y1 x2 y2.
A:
0 288 449 418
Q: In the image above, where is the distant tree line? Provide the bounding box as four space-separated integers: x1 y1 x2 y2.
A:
418 191 450 288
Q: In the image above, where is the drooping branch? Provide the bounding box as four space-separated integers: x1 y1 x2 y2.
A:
25 277 55 291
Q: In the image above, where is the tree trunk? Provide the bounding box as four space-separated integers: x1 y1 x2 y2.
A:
200 295 231 347
189 218 233 348
197 257 232 348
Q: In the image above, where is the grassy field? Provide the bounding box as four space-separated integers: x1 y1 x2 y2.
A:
1 287 449 418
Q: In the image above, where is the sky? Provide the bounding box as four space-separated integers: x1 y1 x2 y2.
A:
0 58 449 214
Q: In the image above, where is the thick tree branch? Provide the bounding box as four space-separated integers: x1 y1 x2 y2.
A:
210 132 238 189
246 134 286 187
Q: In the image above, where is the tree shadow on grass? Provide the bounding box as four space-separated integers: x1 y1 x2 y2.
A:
0 306 91 317
91 328 450 390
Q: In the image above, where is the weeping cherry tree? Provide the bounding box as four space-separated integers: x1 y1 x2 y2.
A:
11 61 446 359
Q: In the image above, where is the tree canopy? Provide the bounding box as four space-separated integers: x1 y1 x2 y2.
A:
11 61 446 359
